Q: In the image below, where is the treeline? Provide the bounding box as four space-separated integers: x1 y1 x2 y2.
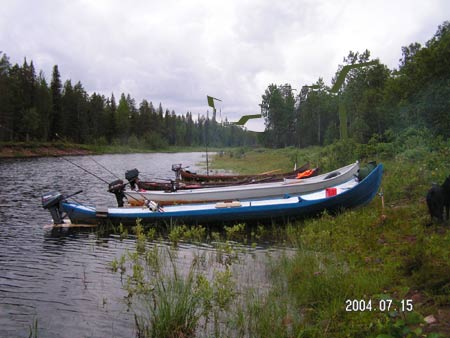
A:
260 21 450 148
0 59 257 148
2 22 448 150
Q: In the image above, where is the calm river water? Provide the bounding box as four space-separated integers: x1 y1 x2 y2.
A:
0 153 284 337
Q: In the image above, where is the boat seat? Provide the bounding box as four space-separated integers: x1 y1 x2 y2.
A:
324 171 340 179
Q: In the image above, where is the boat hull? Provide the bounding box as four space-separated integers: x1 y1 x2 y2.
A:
125 162 360 205
61 163 383 226
179 163 310 182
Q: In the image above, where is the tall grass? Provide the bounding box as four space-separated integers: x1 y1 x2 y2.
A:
113 229 240 338
134 258 201 338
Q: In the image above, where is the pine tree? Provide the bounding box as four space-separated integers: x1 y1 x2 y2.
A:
0 52 13 141
105 93 117 143
35 71 51 141
50 65 63 140
115 93 130 142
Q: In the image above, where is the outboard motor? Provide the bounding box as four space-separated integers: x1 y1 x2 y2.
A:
108 179 126 207
171 163 183 181
125 168 140 190
42 191 65 224
170 179 177 192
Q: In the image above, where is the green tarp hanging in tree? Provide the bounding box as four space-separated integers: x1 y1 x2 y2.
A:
233 114 262 126
207 95 222 110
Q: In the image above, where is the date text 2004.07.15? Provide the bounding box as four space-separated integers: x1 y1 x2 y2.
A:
345 299 413 312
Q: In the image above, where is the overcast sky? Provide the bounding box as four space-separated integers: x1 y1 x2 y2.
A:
1 0 448 131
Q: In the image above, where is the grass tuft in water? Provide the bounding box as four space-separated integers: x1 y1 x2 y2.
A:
28 317 38 338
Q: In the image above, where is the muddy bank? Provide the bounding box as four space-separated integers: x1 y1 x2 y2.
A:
0 144 93 158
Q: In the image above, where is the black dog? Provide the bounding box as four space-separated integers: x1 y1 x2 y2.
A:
426 176 450 225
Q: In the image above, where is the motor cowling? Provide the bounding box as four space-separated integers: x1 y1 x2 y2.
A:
41 191 65 224
125 168 139 190
171 163 183 181
108 179 126 207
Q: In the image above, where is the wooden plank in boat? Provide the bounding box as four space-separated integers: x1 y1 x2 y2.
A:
96 207 108 218
215 201 242 208
43 220 96 228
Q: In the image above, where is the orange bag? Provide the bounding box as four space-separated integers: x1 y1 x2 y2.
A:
296 169 316 179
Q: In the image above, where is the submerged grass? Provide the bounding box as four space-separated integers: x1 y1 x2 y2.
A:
113 237 241 337
133 258 201 338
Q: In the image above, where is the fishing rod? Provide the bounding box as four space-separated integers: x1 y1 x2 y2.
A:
52 134 130 205
54 133 121 181
65 190 83 200
59 136 186 187
51 134 168 209
58 156 110 184
59 156 156 208
205 113 209 176
89 157 121 181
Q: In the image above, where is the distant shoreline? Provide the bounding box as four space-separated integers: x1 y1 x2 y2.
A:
0 142 224 158
0 144 93 158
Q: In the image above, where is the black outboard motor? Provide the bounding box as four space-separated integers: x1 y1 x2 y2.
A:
170 180 177 192
108 179 126 207
125 168 140 190
42 191 65 224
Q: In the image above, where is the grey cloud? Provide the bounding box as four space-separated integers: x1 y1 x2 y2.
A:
1 0 448 129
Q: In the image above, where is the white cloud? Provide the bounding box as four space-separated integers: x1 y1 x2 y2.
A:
1 0 448 131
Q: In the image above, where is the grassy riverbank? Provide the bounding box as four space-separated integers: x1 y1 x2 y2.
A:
204 130 450 337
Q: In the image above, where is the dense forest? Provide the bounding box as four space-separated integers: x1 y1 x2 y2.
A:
1 21 448 149
0 59 257 148
260 21 450 148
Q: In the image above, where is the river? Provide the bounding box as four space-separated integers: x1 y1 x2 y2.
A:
0 153 285 337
